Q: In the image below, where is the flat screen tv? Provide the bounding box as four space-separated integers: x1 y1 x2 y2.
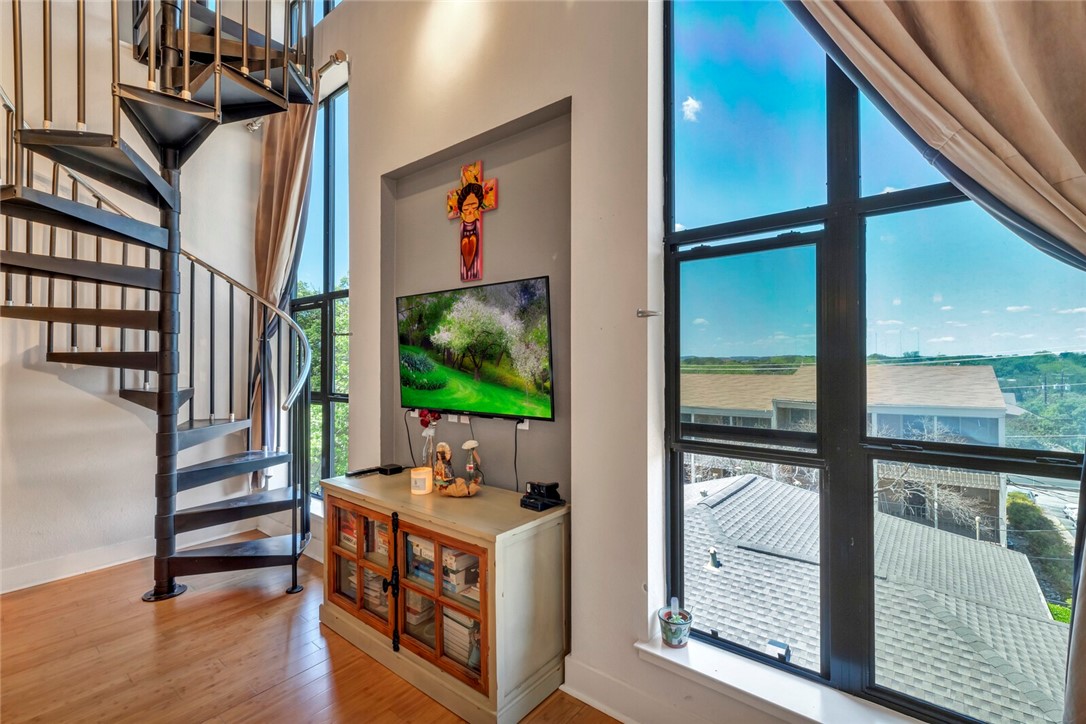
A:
396 276 554 421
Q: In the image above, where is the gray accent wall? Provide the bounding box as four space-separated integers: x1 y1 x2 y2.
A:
381 113 572 500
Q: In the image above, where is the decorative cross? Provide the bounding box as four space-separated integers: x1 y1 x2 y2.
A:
446 161 498 283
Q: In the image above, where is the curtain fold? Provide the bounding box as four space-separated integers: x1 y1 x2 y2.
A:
249 94 319 462
791 0 1086 269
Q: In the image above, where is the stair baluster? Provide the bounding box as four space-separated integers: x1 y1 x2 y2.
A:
229 284 235 421
209 268 215 419
42 0 52 129
188 258 195 425
69 177 78 351
94 199 102 351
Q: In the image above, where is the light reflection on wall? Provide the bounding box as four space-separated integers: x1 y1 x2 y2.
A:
411 1 493 101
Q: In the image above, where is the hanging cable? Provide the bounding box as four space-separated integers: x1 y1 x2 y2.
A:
404 408 417 467
513 419 522 492
469 415 476 441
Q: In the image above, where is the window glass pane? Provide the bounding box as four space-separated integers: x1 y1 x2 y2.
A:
308 402 323 496
680 244 817 438
859 92 945 196
333 92 350 291
672 0 826 229
332 401 349 477
865 203 1086 452
873 459 1077 723
294 307 322 393
297 104 326 297
682 452 821 672
333 297 349 395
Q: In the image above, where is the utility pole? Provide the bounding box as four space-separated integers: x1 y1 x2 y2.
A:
1043 373 1048 405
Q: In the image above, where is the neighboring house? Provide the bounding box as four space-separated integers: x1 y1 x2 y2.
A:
684 474 1068 724
681 365 1010 542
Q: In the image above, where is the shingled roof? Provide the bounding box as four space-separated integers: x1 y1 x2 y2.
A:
683 475 1068 723
680 364 1007 412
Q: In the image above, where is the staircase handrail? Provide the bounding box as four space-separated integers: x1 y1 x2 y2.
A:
180 249 312 412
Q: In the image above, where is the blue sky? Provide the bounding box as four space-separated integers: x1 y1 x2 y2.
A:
675 1 1086 359
297 93 350 295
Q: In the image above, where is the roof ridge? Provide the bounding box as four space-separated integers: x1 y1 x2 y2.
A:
902 585 1065 719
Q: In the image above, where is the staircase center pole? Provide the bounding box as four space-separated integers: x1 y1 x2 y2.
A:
144 147 185 602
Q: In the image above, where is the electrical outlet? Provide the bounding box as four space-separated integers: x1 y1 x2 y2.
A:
447 415 458 423
517 419 529 431
459 415 470 424
409 410 419 418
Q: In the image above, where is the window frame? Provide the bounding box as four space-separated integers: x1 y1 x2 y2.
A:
292 84 349 498
663 3 1084 721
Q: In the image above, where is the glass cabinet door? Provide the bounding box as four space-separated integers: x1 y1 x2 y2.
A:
404 533 437 592
439 543 481 612
333 554 357 603
440 606 482 678
363 516 390 568
335 507 357 553
361 567 389 621
403 589 437 650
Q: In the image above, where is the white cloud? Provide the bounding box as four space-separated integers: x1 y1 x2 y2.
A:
693 318 709 327
892 297 902 306
883 328 900 335
945 321 968 328
1056 307 1086 314
876 319 903 326
927 336 955 343
991 332 1016 338
981 310 993 315
909 326 920 332
932 293 943 303
682 96 702 122
1006 305 1031 312
674 222 686 232
940 306 953 311
1020 334 1036 339
881 186 899 194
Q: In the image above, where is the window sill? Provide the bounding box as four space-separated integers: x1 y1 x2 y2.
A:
634 638 914 724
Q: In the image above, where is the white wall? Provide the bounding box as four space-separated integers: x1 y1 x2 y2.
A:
315 2 778 721
0 0 265 592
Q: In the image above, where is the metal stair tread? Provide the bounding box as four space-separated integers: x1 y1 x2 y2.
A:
175 417 252 451
242 62 314 106
16 129 178 209
188 63 287 123
46 350 158 370
1 305 158 330
0 251 162 290
168 533 310 577
0 185 168 250
177 449 291 491
115 85 219 167
174 488 297 534
118 387 194 411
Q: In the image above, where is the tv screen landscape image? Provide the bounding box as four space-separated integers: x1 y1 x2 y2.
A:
396 276 554 421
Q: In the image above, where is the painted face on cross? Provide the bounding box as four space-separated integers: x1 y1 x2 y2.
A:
460 192 481 224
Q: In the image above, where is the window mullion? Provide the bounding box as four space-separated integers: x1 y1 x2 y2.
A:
820 58 869 691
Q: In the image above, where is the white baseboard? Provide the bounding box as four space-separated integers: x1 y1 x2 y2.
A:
563 654 719 724
0 520 258 595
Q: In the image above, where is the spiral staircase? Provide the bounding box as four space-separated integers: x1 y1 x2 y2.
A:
1 0 317 601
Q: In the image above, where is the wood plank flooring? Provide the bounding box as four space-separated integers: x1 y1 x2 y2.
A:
0 532 614 724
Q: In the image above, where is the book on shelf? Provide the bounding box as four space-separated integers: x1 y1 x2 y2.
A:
461 585 481 602
443 607 474 628
442 550 479 572
410 537 435 561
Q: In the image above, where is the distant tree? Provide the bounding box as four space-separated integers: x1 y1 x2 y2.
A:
431 297 521 380
509 320 550 395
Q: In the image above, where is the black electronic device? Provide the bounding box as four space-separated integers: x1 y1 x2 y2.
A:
520 481 565 511
347 463 405 478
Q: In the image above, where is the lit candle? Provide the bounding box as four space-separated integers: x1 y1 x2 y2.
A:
410 466 433 495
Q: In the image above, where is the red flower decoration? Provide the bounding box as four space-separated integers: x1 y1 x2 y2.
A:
418 410 442 428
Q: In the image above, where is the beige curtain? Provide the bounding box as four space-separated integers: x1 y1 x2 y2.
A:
800 1 1086 259
250 95 319 458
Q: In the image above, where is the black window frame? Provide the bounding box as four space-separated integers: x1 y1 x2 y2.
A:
663 3 1084 722
292 84 348 498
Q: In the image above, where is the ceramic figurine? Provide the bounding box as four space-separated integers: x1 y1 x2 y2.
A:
434 442 454 485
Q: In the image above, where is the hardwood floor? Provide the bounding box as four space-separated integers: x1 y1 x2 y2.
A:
0 532 614 724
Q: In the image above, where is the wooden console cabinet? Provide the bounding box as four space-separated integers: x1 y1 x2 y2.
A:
320 472 569 724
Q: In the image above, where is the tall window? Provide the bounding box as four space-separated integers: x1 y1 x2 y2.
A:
293 86 349 496
667 3 1084 723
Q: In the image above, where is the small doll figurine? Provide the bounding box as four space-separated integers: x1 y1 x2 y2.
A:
462 439 483 487
433 442 455 486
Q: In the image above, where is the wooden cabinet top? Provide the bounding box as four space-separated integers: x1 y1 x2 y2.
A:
322 472 568 542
